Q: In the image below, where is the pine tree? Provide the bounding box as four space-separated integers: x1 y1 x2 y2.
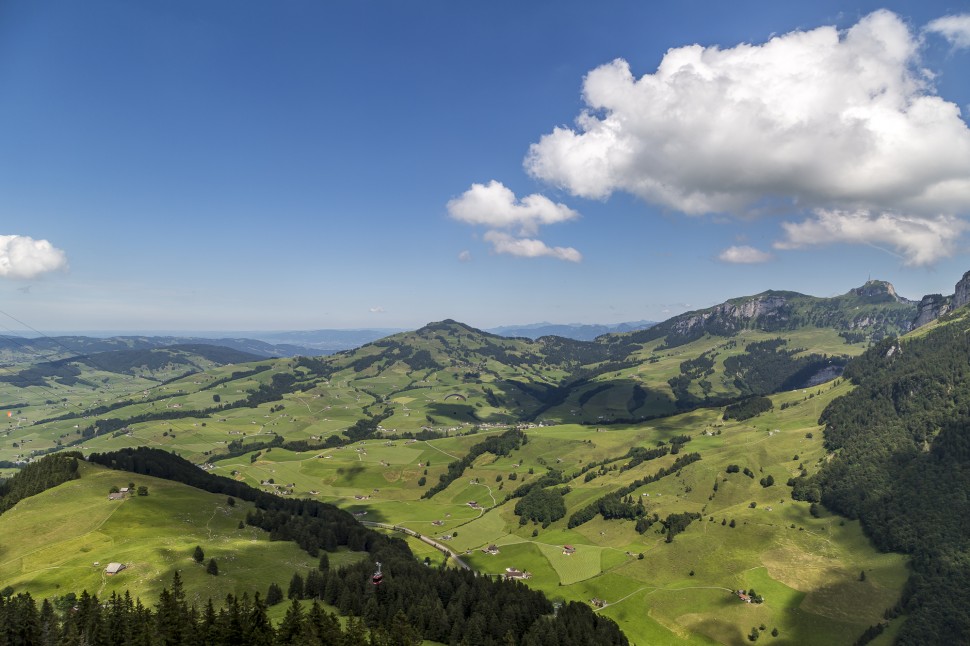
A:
193 545 205 564
288 572 305 600
206 559 219 576
265 583 283 606
245 593 273 646
277 598 304 645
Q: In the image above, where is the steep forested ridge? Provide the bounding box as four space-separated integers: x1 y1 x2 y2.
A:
810 317 970 644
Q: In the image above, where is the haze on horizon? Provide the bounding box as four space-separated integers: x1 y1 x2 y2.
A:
1 1 969 333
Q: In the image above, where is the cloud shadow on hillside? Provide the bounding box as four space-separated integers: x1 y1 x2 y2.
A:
424 402 493 424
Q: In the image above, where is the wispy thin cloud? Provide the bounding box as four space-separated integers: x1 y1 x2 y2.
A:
926 14 970 49
775 209 967 266
718 245 773 264
483 231 582 262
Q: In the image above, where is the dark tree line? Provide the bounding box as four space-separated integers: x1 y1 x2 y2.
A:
0 572 386 646
0 452 80 514
722 396 773 421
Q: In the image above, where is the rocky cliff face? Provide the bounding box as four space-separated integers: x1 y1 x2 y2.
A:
953 271 970 310
913 295 951 328
912 271 970 329
664 294 790 340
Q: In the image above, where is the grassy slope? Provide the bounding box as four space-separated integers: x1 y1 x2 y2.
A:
196 379 907 645
0 461 364 606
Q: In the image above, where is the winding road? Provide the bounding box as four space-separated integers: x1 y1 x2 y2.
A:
359 521 471 570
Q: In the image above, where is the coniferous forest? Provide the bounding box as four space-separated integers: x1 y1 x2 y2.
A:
0 570 626 646
805 317 970 644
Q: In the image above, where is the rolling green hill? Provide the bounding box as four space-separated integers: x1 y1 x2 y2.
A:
0 276 941 644
0 459 325 603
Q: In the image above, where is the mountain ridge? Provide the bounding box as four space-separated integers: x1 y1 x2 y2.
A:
912 270 970 328
619 280 917 349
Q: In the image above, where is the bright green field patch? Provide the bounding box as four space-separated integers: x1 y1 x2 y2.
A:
534 542 602 584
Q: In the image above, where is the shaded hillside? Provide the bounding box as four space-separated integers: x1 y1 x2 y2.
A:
801 309 970 644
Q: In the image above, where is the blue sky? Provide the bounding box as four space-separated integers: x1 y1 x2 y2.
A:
1 1 969 332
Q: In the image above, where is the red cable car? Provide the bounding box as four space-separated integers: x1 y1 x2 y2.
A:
371 561 383 585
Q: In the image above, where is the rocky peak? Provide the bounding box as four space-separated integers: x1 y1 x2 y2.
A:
849 280 911 304
953 271 970 310
912 271 970 329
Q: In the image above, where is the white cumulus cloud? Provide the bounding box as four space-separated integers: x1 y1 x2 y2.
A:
447 180 579 236
483 231 582 262
926 14 970 49
457 250 472 262
775 209 967 266
525 10 970 220
0 235 68 279
448 180 582 262
718 245 773 264
369 306 385 313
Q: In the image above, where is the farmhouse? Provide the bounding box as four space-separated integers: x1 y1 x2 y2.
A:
504 567 531 580
105 563 125 575
563 545 576 555
108 492 125 501
483 545 499 555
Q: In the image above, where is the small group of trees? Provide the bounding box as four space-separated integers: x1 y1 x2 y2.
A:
514 487 567 527
192 546 218 575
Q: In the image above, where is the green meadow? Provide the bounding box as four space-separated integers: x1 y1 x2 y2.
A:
192 377 907 645
0 461 365 607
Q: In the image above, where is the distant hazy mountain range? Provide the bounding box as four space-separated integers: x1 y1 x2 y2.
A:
0 322 657 362
485 321 656 340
